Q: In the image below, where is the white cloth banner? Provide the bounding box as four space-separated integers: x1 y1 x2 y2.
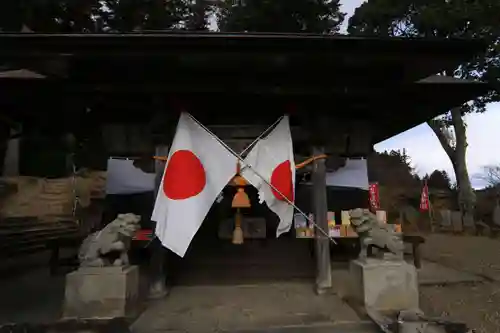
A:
325 159 369 190
105 158 156 195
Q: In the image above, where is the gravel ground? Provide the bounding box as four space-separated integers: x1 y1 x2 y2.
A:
419 234 500 333
420 234 500 281
420 283 500 333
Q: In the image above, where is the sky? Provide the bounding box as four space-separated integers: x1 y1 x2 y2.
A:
340 0 500 188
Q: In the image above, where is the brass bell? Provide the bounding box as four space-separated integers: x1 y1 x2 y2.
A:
232 188 251 208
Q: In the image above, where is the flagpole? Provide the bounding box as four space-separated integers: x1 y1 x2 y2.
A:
187 113 337 245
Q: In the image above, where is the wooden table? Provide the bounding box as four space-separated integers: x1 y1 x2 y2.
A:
327 234 425 268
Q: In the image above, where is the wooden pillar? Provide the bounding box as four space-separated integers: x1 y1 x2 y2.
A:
2 128 20 177
148 145 169 299
312 146 332 294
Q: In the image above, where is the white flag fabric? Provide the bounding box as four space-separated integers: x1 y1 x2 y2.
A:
152 113 237 257
241 116 295 237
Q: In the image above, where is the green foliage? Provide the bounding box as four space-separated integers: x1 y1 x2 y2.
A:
217 0 345 34
0 0 102 32
0 0 211 33
368 149 420 187
101 0 193 32
348 0 500 112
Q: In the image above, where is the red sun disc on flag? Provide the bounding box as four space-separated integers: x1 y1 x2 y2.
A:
270 160 294 202
163 150 206 200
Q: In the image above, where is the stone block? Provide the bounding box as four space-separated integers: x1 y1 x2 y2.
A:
349 259 419 312
451 211 463 232
494 205 500 227
439 209 452 227
63 265 141 319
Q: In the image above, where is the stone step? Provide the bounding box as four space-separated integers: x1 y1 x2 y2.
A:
221 322 380 333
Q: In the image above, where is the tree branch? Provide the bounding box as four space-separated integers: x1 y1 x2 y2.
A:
427 119 455 160
479 165 500 187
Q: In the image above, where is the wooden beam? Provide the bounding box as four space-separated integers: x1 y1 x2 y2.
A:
311 146 332 294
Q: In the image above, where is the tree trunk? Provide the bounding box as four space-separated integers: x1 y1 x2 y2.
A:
427 107 476 227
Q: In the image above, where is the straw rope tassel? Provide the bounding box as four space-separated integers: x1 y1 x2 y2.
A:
232 208 244 245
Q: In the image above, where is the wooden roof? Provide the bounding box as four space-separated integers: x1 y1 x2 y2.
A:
0 32 488 83
0 32 493 143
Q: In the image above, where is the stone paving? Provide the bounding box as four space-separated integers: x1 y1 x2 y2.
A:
131 283 366 333
0 252 64 324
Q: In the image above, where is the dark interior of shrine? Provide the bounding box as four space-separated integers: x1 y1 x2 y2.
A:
103 180 370 285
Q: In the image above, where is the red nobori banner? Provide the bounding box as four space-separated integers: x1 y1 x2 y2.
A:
369 183 380 209
420 182 430 212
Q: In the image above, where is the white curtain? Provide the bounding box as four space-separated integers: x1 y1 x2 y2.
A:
325 159 369 190
105 158 156 195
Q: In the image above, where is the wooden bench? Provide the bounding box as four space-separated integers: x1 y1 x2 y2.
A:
0 217 80 259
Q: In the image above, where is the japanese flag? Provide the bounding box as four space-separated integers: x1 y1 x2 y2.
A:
241 116 295 237
152 113 237 257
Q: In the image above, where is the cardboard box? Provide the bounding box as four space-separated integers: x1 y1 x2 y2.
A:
341 210 351 225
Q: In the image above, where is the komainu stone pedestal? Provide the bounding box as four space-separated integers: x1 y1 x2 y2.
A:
63 266 141 319
349 259 419 312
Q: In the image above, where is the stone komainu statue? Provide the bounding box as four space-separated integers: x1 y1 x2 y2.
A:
78 213 141 267
349 208 404 260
